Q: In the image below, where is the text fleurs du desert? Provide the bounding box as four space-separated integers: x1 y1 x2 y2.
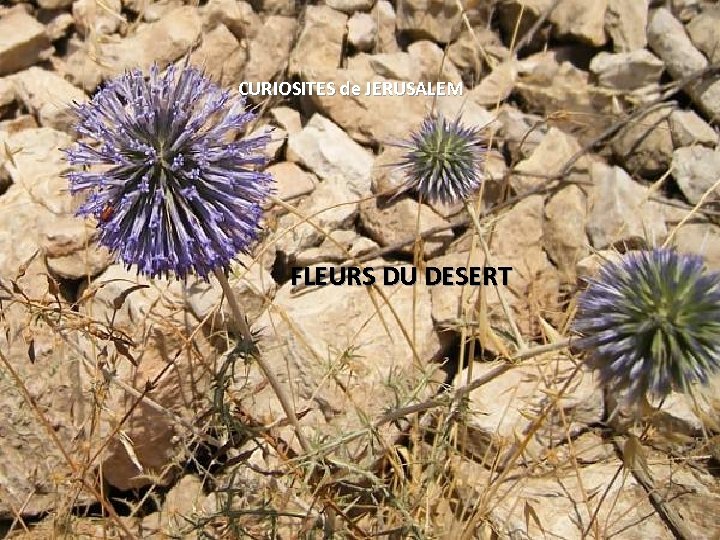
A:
292 266 513 287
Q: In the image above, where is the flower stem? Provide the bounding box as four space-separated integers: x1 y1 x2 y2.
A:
214 267 312 454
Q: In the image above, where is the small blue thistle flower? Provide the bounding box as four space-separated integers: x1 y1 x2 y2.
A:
392 113 485 205
574 248 720 401
64 63 273 280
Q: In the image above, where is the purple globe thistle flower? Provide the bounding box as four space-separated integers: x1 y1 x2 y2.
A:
573 248 720 401
392 113 485 205
64 63 273 280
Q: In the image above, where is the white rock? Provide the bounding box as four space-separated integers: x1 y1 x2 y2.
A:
543 185 589 282
605 0 649 51
64 5 202 91
551 0 608 46
288 6 347 77
671 222 720 271
325 0 374 13
686 6 720 64
668 109 719 147
647 8 706 81
266 161 317 204
287 114 374 195
72 0 123 36
372 0 399 53
407 40 463 83
347 12 377 52
10 67 87 132
188 24 246 87
368 52 415 81
202 0 259 39
590 50 664 90
611 105 673 177
673 146 720 206
0 9 51 76
458 358 602 457
244 16 296 84
185 255 276 334
269 106 302 134
396 0 462 43
242 273 441 455
359 197 454 258
586 163 667 249
511 127 583 195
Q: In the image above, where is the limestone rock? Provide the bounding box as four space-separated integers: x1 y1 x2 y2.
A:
673 146 720 207
306 68 431 145
42 217 114 279
482 461 672 537
611 105 673 177
266 161 317 205
550 0 608 46
648 8 720 122
671 222 720 271
359 197 454 258
671 0 700 22
347 12 377 52
407 40 463 84
496 105 548 160
202 0 259 40
289 6 347 77
80 265 218 491
647 8 706 82
368 52 416 81
497 0 555 46
287 114 374 195
586 163 667 249
269 106 302 134
371 145 407 197
0 9 51 76
72 0 123 36
274 175 364 258
589 50 664 90
188 24 246 86
372 0 399 53
10 67 87 132
687 6 720 64
185 255 276 335
457 358 602 459
46 13 75 42
63 5 203 91
242 271 442 456
488 195 560 335
543 185 589 282
668 109 719 147
511 127 583 195
244 16 296 84
605 0 649 51
396 0 462 43
326 0 374 13
467 60 517 106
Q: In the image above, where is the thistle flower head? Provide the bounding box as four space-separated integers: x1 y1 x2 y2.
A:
393 113 485 205
573 248 720 402
64 62 273 280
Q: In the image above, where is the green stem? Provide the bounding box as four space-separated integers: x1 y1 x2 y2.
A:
214 267 312 454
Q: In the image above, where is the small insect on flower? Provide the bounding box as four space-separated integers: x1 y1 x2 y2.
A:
573 248 720 403
63 62 273 280
99 202 114 223
390 113 486 205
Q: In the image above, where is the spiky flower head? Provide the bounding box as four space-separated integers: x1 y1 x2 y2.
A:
573 248 720 402
393 113 485 205
64 62 273 280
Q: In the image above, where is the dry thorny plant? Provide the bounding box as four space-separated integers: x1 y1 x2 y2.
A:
2 0 720 538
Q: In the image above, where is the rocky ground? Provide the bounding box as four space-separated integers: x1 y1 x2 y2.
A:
1 0 720 538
